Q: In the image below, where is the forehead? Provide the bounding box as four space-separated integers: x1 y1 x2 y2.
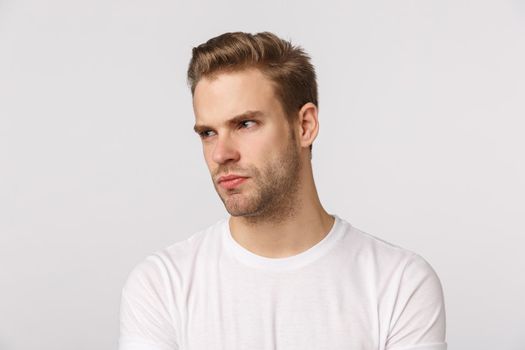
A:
192 68 282 121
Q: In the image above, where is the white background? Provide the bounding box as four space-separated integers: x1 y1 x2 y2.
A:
1 0 524 349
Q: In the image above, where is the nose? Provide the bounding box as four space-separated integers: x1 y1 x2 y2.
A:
211 134 240 165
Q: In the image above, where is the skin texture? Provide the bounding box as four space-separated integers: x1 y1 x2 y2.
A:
193 68 334 258
212 125 303 225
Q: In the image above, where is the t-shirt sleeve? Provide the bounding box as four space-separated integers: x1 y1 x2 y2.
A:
385 254 447 350
118 255 179 350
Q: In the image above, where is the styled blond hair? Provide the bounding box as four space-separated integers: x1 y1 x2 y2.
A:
187 31 318 123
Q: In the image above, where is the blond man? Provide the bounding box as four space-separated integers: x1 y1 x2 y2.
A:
119 32 447 350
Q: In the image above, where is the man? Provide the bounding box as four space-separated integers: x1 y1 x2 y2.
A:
119 32 447 350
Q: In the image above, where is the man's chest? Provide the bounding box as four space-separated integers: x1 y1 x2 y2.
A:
177 263 381 350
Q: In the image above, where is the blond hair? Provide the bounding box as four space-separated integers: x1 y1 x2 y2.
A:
187 31 318 123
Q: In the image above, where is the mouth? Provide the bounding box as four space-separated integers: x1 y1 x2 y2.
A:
218 175 249 190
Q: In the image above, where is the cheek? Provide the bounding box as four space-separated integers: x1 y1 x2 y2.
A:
253 121 288 148
202 146 216 171
239 132 276 164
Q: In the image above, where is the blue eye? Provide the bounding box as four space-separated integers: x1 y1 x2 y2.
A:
199 130 216 139
239 120 256 128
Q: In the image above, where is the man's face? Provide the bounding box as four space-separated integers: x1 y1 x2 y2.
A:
193 68 303 219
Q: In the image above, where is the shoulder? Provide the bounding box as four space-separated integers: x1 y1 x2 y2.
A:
122 218 226 293
341 221 418 267
338 219 444 294
338 220 446 347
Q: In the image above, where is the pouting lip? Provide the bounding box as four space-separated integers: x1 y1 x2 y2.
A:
217 174 249 183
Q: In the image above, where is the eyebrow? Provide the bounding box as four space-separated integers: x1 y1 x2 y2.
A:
193 110 263 134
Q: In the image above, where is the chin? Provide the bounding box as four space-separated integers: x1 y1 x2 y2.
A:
224 199 259 217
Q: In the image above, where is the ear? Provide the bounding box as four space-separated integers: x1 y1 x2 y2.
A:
296 102 319 150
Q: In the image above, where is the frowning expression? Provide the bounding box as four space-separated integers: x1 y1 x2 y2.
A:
192 68 302 218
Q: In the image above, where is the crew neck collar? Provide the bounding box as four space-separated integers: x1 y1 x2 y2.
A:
222 214 346 272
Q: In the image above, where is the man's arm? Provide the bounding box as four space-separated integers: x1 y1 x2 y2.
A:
385 254 447 350
119 255 179 350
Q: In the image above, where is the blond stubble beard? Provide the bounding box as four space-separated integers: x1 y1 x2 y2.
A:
214 130 303 226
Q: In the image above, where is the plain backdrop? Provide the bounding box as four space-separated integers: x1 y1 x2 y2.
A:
1 0 524 349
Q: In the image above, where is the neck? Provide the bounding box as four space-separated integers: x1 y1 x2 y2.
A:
228 163 334 259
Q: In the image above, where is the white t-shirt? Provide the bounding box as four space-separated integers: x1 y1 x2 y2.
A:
119 215 447 350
